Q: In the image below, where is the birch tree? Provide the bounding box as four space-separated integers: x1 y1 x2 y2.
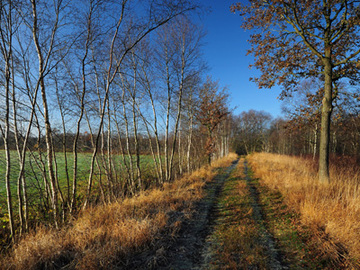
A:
30 0 68 227
83 0 197 207
154 16 205 181
0 0 16 239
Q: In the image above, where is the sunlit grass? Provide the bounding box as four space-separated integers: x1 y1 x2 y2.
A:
248 152 360 268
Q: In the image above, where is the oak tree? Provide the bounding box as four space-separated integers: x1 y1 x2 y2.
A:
196 77 229 164
232 0 360 183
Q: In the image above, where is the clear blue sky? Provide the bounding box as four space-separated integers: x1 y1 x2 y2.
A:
197 1 284 118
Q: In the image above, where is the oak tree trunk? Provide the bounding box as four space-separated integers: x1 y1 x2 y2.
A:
319 56 333 184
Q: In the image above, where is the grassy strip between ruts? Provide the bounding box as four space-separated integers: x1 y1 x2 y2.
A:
1 154 237 270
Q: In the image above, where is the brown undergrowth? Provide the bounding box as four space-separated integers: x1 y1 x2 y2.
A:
248 152 360 268
1 153 237 270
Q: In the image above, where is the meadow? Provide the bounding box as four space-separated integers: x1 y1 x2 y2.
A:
0 150 159 226
0 150 158 194
1 151 88 194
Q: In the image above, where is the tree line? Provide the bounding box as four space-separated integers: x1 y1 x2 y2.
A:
233 104 360 161
0 0 232 242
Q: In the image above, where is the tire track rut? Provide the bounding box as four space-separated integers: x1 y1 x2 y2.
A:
149 159 287 269
157 160 239 270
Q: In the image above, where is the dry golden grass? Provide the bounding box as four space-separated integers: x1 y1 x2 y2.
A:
248 153 360 267
2 154 237 270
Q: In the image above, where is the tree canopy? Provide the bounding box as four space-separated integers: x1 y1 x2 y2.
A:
232 0 360 93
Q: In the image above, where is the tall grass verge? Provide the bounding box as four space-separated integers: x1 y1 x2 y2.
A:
1 154 237 270
248 153 360 268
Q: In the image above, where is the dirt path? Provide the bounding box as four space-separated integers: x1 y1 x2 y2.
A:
130 158 350 269
132 159 290 269
199 159 286 269
156 160 239 270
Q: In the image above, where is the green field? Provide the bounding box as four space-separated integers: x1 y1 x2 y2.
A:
0 150 157 210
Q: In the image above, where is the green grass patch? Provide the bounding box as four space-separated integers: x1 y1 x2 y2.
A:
0 150 158 218
0 150 157 192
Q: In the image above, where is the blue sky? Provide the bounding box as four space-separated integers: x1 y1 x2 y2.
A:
197 1 284 118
